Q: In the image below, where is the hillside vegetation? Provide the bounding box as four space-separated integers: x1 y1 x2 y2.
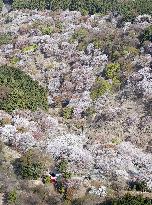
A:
0 66 48 112
0 0 148 21
0 1 152 205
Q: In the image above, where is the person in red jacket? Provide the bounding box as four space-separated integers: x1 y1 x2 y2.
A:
50 173 57 184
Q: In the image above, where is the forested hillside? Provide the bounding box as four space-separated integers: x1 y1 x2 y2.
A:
0 0 152 21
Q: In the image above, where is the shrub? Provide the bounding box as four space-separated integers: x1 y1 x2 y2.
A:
111 137 122 145
13 149 54 180
42 175 50 184
103 194 152 205
105 63 121 91
0 33 12 46
90 64 122 100
129 180 151 192
55 181 66 195
57 159 71 179
14 150 43 179
72 28 89 42
5 15 13 24
57 160 68 173
70 28 89 50
7 190 17 204
139 25 152 44
135 181 150 192
77 41 88 51
40 25 54 35
90 79 112 100
85 107 96 117
55 21 63 33
22 44 38 53
111 51 121 61
123 46 139 58
61 107 74 120
10 57 20 65
0 66 48 112
106 63 120 80
91 37 103 49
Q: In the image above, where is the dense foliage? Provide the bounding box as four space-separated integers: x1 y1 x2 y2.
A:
12 0 46 10
103 194 152 205
0 66 48 112
57 159 71 179
90 79 112 100
14 150 45 179
12 0 152 20
139 25 152 44
129 180 151 192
